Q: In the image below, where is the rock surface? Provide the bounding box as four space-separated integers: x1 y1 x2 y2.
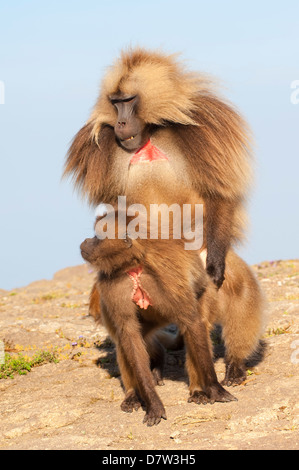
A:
0 260 298 450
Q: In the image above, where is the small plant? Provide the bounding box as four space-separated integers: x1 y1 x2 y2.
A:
0 350 59 379
266 325 291 337
61 302 82 309
32 292 66 304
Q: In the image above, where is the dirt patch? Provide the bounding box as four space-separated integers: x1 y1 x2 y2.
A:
0 260 298 450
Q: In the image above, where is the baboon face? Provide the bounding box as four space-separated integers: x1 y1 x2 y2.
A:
80 237 102 265
80 235 133 268
109 93 149 151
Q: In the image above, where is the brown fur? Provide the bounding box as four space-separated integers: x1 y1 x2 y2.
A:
81 212 264 425
89 248 265 382
64 48 253 289
64 48 251 206
66 50 263 414
89 48 206 129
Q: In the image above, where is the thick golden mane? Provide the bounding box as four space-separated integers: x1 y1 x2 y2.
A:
64 48 252 211
89 48 212 137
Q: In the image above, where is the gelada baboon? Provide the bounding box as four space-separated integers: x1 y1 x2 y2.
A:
80 211 264 425
65 48 263 387
64 48 252 290
80 212 234 425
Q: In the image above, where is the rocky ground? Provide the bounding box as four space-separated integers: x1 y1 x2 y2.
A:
0 259 298 450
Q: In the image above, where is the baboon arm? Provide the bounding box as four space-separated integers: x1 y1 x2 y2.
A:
205 197 237 288
117 324 158 401
116 321 166 425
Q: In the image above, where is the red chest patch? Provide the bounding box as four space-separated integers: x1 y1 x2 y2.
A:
126 266 152 310
130 140 168 165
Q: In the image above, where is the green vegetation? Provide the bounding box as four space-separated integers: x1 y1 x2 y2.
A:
32 291 66 304
266 324 291 337
0 350 59 379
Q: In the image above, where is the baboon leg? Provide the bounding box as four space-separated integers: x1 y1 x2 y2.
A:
89 282 101 322
140 322 167 386
221 301 262 386
148 337 165 386
183 316 237 404
116 318 167 426
142 329 165 386
117 346 142 413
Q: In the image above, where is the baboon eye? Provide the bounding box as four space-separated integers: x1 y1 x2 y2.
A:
110 95 137 105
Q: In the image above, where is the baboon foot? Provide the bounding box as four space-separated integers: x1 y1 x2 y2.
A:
152 367 165 386
188 391 212 405
143 402 167 426
121 390 142 413
188 383 237 405
222 362 247 386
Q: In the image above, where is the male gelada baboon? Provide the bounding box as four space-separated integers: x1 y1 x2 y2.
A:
80 212 264 426
64 48 252 289
65 48 264 387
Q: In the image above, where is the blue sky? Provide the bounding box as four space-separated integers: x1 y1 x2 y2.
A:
0 0 298 290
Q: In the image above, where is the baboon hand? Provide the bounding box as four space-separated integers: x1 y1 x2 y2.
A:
121 391 142 413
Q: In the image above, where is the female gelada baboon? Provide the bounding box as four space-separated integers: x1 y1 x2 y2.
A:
80 212 264 426
64 48 264 385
